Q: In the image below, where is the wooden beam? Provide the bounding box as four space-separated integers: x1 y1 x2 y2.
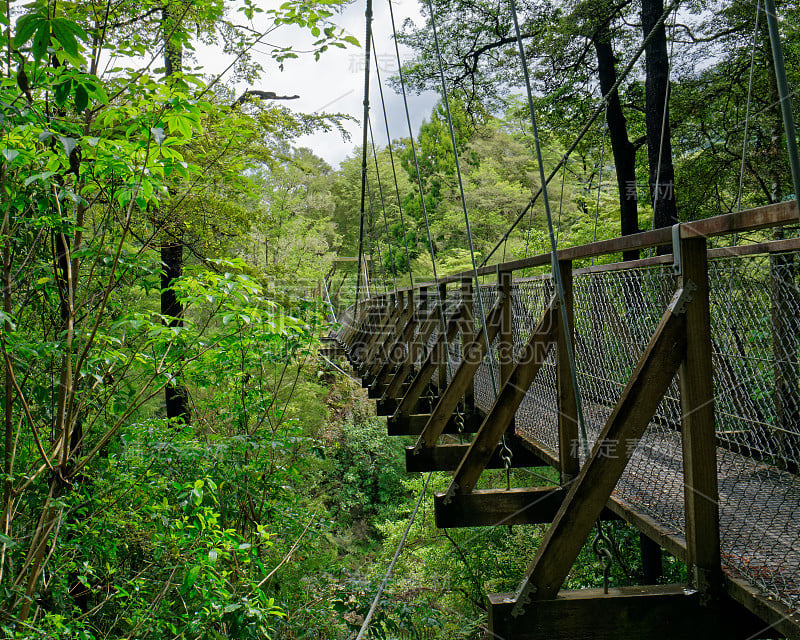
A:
406 435 546 472
370 292 419 388
488 584 780 640
435 487 565 528
388 412 482 436
414 295 505 449
445 298 559 497
510 294 688 608
679 237 721 594
393 303 464 418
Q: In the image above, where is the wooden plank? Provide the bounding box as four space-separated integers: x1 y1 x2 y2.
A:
388 412 481 436
678 237 721 594
572 236 800 277
556 259 579 481
369 292 414 380
393 303 464 418
510 297 687 607
405 437 546 472
680 200 798 239
606 495 688 563
415 295 505 449
488 584 780 640
446 299 559 496
363 297 397 366
724 574 800 640
466 201 799 278
365 293 404 378
435 487 565 528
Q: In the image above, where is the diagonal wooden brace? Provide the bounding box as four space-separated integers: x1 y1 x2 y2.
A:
443 297 560 499
509 288 690 614
368 295 417 380
414 294 506 450
371 298 425 390
384 303 442 399
393 302 465 418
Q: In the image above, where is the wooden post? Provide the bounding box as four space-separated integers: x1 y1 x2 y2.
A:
640 533 663 584
771 248 799 473
557 259 579 482
678 236 721 596
461 276 475 413
499 269 514 388
438 281 449 392
498 269 515 437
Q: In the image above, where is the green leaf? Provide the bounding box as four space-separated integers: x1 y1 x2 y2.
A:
14 14 41 47
54 79 72 106
51 19 79 57
59 136 77 157
74 84 89 112
181 565 201 594
32 22 50 62
1 149 19 164
343 35 359 46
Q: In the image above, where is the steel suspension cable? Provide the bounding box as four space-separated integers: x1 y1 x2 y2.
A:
366 174 389 293
372 30 415 287
735 0 761 226
368 117 398 292
509 0 589 456
355 0 374 312
425 0 500 398
387 0 454 359
480 0 684 268
592 117 608 265
354 472 432 640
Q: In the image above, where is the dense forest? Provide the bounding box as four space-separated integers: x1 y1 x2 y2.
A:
0 0 797 638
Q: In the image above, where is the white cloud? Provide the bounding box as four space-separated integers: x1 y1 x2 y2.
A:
196 0 438 169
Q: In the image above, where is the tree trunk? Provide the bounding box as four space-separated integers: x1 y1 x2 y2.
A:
161 240 190 424
593 30 640 261
642 0 678 238
161 3 190 425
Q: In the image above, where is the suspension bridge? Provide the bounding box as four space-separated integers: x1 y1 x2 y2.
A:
334 201 800 639
321 0 800 636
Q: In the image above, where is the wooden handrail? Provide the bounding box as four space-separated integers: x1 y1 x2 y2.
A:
389 200 799 292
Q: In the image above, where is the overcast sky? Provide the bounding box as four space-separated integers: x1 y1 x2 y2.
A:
197 0 438 169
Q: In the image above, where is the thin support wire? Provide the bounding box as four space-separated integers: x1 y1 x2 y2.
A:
735 0 761 233
480 0 683 268
368 117 398 292
509 0 589 456
355 0 374 312
591 117 608 266
354 472 433 640
372 28 415 287
425 0 499 397
649 4 679 232
387 0 454 363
